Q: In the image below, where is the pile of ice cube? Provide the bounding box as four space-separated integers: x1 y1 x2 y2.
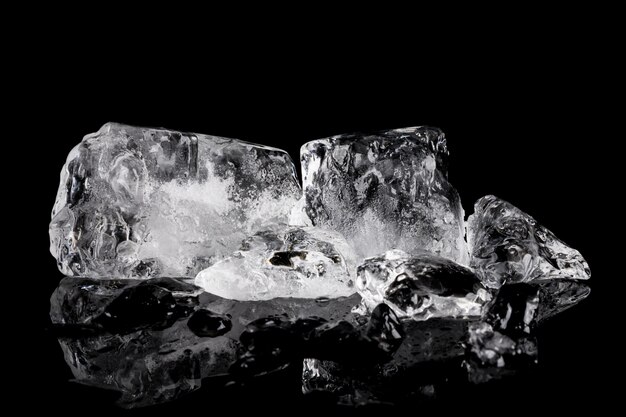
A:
50 122 589 312
49 123 592 406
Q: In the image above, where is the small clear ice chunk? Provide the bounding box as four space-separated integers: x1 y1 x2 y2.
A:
355 250 490 321
465 284 542 383
300 127 468 264
467 195 591 289
483 283 541 337
366 303 405 355
194 225 357 300
50 122 301 278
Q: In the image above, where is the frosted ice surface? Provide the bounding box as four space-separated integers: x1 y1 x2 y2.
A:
300 126 468 264
467 195 591 289
355 250 489 321
50 122 301 278
195 225 357 300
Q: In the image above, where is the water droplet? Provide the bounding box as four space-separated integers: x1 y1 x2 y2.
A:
315 296 330 304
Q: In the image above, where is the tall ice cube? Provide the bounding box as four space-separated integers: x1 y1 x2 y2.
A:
300 126 468 264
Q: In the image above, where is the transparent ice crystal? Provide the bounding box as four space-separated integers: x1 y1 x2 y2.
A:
47 124 594 408
50 123 301 278
467 195 591 289
355 250 490 321
465 283 541 383
194 225 357 300
300 127 468 264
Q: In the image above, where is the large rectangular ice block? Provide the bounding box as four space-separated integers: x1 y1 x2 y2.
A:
50 122 301 278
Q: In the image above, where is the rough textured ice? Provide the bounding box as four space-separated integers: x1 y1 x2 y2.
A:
50 122 301 278
300 127 468 264
467 195 591 289
194 225 357 300
355 250 489 321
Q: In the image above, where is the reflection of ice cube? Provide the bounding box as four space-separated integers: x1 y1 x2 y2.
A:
50 277 362 408
465 321 538 384
302 317 473 404
49 122 301 278
300 126 468 264
356 250 489 320
467 195 591 288
195 225 357 300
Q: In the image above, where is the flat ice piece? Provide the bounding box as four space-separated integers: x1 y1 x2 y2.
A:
467 195 591 288
300 126 468 264
50 122 301 278
356 250 489 320
195 226 356 300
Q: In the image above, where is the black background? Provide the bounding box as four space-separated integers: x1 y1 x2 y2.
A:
9 13 613 415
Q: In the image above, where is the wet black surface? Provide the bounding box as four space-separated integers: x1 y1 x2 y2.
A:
44 273 595 412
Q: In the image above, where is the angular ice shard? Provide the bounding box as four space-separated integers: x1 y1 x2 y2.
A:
465 284 541 383
482 283 541 337
50 122 301 278
300 127 468 264
483 279 590 329
195 225 356 300
355 250 489 320
366 304 405 355
467 195 591 288
532 279 590 321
